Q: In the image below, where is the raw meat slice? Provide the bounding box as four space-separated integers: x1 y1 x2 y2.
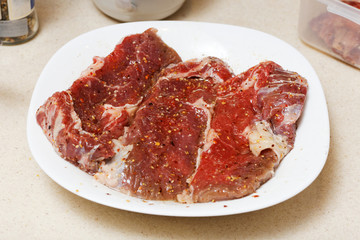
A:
36 28 182 173
95 57 234 200
310 7 360 67
178 61 308 203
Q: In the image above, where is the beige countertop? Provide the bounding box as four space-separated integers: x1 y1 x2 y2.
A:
1 0 360 239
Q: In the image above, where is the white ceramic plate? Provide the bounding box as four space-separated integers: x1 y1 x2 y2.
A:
27 21 329 217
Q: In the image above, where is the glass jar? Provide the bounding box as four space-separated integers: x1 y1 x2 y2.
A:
0 0 39 45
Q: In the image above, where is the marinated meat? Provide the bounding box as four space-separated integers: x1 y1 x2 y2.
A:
37 29 308 203
178 61 308 203
36 28 181 173
95 57 234 200
310 3 360 67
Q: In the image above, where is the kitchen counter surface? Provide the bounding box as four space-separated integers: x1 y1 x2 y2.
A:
1 0 359 239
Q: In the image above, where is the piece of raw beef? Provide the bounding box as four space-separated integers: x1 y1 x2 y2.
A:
36 28 181 173
178 61 308 203
95 57 234 200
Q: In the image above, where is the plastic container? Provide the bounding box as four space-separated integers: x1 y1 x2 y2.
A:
93 0 186 22
299 0 360 68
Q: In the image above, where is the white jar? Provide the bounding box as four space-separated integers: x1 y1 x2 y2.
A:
93 0 186 22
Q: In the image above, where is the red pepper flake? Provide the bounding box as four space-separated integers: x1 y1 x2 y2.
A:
223 205 228 208
253 195 259 198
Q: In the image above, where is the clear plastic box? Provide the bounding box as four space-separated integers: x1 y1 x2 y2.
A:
299 0 360 68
